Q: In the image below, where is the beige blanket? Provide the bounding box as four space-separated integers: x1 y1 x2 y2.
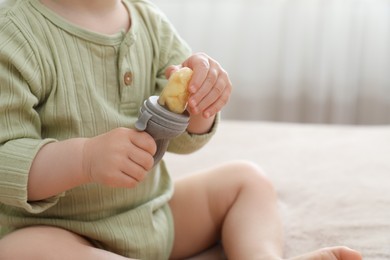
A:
165 120 390 260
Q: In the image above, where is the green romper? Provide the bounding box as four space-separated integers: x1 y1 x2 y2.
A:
0 0 217 259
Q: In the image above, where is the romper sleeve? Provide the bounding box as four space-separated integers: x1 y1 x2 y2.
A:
0 16 63 214
137 1 219 154
166 113 220 154
137 0 193 94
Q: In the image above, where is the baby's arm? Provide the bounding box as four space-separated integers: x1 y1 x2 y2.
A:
27 128 156 201
27 138 87 201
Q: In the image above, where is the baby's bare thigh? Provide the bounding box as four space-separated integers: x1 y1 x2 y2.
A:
0 225 127 260
169 160 265 259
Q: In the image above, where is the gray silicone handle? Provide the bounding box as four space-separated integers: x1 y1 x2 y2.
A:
135 96 189 165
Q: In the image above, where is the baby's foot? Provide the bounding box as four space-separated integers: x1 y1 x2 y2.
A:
289 246 362 260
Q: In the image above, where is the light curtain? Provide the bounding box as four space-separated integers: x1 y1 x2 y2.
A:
154 0 390 124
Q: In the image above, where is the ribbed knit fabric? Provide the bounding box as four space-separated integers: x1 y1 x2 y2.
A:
0 0 217 258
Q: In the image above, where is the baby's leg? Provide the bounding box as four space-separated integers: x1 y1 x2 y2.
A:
0 225 130 260
169 160 284 259
168 160 362 260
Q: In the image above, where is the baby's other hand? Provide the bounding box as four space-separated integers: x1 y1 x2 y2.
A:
82 128 156 189
166 53 232 118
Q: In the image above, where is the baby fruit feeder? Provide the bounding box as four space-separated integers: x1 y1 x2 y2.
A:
135 96 189 165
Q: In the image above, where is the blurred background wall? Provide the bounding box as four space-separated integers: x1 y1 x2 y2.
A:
153 0 390 125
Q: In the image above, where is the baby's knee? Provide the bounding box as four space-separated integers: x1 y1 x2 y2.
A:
0 233 24 259
226 160 276 194
0 226 91 259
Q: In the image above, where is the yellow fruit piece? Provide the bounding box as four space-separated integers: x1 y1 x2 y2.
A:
158 67 193 114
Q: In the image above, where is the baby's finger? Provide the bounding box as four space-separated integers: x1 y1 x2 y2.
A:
165 65 182 79
188 66 219 113
123 158 150 182
203 83 231 118
127 143 155 172
130 131 157 156
184 54 210 94
191 71 223 111
197 73 231 117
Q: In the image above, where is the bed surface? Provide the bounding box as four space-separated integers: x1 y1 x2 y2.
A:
164 120 390 259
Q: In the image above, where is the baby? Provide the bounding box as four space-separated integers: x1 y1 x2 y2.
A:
0 0 362 259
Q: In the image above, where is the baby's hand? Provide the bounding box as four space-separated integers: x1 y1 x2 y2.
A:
82 128 156 188
166 53 232 118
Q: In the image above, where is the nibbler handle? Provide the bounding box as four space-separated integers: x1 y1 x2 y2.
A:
135 96 189 166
